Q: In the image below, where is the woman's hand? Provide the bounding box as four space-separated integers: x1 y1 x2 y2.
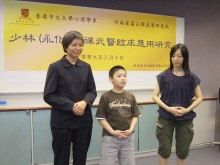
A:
72 101 87 116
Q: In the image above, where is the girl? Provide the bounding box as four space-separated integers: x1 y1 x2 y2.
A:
152 43 203 165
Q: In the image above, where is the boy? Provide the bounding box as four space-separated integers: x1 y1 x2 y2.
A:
95 65 141 165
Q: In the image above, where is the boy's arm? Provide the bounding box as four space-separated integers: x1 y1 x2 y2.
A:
124 117 138 136
98 119 125 138
129 117 138 132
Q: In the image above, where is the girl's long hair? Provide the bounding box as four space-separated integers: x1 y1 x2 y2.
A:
169 43 190 74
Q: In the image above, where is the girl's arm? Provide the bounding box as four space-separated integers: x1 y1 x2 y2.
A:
185 85 203 112
152 81 178 115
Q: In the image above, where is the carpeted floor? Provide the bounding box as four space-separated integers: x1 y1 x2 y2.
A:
109 145 220 165
136 145 220 165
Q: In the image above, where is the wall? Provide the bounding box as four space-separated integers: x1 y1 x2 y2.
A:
0 2 219 164
11 0 220 141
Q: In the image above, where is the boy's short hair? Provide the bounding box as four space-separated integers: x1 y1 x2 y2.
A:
62 31 84 53
109 65 126 78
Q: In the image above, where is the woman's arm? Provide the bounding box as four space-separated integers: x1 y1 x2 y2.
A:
44 64 74 111
82 65 97 107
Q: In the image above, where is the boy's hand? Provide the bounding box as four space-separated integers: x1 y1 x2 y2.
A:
123 129 133 137
112 130 128 139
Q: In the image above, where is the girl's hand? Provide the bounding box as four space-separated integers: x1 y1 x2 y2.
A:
175 107 188 117
167 106 179 115
168 106 188 117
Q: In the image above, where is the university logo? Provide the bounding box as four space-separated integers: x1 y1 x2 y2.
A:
8 7 37 25
21 8 29 18
17 8 32 20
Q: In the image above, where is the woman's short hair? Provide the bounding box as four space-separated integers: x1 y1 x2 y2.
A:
62 31 84 53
